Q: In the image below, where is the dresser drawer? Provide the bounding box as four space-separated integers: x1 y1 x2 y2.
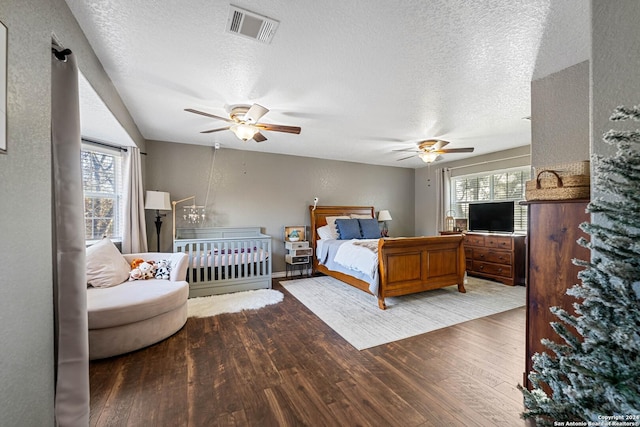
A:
485 235 512 250
286 255 310 264
288 248 313 257
286 241 310 250
464 234 485 247
473 248 512 265
472 261 512 278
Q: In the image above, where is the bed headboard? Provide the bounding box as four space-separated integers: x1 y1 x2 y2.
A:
308 205 375 255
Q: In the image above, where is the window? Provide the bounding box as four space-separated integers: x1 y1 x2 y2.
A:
81 144 124 241
450 167 530 232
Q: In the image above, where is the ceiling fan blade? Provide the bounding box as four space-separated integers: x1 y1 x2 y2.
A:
432 140 450 150
396 154 417 161
253 132 267 142
256 123 302 134
392 148 420 153
245 104 269 124
438 147 475 153
200 126 231 134
185 108 234 123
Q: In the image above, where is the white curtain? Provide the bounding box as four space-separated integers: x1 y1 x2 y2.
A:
435 167 452 231
51 43 90 426
122 146 148 253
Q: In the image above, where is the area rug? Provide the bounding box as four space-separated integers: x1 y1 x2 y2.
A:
280 276 525 350
187 289 284 318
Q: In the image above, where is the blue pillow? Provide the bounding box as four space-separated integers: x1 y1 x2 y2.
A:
335 218 362 240
359 218 381 239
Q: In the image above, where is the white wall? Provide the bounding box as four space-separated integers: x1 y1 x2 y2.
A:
144 140 415 272
0 1 141 424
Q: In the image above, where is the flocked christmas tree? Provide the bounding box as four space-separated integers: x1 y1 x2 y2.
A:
520 105 640 425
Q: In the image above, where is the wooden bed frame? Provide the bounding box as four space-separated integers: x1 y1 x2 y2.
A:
309 205 466 309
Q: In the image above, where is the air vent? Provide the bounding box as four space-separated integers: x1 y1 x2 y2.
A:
226 5 279 44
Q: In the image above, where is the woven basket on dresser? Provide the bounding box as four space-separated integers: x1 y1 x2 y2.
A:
525 170 590 201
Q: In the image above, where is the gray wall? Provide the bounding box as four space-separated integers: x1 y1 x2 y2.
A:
590 1 640 233
591 1 640 161
144 140 415 272
531 60 590 168
414 146 531 237
0 1 142 424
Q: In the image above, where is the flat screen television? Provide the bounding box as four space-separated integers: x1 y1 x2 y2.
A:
468 201 514 233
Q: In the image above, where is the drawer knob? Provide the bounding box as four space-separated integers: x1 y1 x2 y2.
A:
479 265 484 270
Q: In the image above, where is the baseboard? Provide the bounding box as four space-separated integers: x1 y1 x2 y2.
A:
272 271 287 278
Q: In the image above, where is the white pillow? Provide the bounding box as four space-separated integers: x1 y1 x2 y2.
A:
317 224 338 240
86 238 131 288
350 214 373 219
325 215 350 227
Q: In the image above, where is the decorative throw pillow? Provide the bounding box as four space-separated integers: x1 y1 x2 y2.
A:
335 218 362 240
359 218 381 239
86 238 130 288
317 224 338 240
325 215 350 238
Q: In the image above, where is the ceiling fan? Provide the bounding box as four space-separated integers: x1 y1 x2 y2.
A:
185 103 301 142
394 139 474 163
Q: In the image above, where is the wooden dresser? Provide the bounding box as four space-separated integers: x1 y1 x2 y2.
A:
463 232 526 286
523 199 590 389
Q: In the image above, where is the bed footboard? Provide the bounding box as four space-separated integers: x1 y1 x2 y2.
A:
377 235 466 309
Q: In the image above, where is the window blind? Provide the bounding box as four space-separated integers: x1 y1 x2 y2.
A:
81 145 124 241
450 167 530 232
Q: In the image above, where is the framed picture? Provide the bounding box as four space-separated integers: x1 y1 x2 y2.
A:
0 20 6 154
284 226 305 242
455 218 468 232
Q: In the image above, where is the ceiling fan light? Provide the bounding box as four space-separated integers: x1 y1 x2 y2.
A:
230 123 258 141
419 152 440 163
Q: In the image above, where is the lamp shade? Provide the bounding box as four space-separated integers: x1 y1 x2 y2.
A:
378 210 392 221
419 152 440 163
145 191 171 210
230 123 259 141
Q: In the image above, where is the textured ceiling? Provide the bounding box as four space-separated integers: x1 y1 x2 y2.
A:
65 0 590 168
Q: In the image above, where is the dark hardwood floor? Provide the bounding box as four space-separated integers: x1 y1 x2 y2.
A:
89 279 528 426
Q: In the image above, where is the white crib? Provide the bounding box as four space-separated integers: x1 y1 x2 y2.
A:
173 227 272 298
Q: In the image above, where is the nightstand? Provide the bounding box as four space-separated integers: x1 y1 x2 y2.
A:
285 241 312 278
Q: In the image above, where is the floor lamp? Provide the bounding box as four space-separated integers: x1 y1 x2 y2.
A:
145 191 172 252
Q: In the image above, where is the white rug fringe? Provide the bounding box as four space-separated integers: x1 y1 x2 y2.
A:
188 289 284 318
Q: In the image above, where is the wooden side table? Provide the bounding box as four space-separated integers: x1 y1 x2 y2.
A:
285 241 312 278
